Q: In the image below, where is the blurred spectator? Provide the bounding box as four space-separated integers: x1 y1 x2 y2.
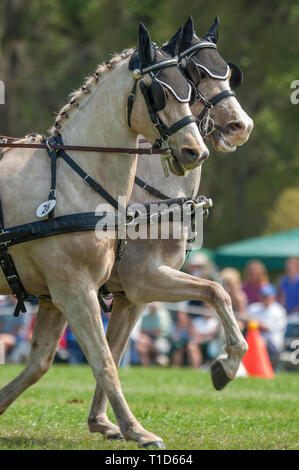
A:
185 252 209 279
190 308 219 366
0 295 38 363
221 267 247 331
277 257 299 315
136 303 172 366
170 310 193 367
128 316 142 365
183 252 221 316
66 324 87 365
247 284 287 369
243 260 269 304
54 327 69 363
0 295 25 358
185 252 221 283
169 253 221 368
67 310 111 365
8 309 37 363
221 267 248 314
170 306 219 368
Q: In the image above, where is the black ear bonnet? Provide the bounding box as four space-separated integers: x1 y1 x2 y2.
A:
181 37 243 90
129 48 193 111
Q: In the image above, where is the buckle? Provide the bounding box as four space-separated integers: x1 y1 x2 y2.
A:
184 200 197 215
198 114 215 137
160 152 171 178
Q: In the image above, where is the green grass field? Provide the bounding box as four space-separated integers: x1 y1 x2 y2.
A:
0 365 298 450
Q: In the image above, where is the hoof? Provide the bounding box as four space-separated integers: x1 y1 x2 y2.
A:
140 441 166 449
211 360 231 391
108 432 124 440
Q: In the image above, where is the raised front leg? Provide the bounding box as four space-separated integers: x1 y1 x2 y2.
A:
88 296 146 440
120 264 248 389
0 300 67 415
49 282 164 448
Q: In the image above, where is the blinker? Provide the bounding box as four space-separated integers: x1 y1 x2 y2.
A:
147 79 166 112
184 58 201 87
228 62 243 89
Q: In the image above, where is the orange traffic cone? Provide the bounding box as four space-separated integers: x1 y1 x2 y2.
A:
242 321 275 379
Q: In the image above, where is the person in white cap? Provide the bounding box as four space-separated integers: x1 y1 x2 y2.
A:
247 284 287 368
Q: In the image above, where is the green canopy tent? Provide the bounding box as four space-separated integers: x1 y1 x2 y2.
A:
215 228 299 270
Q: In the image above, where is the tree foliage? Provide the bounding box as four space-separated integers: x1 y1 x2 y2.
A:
264 188 299 234
0 0 298 246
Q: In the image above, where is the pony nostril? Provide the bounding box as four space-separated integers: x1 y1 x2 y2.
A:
181 146 200 163
227 120 246 134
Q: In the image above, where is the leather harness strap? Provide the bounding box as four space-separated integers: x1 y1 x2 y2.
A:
134 176 169 200
138 79 196 150
45 134 122 212
0 250 28 317
197 89 236 123
127 79 138 128
0 198 29 317
0 200 4 231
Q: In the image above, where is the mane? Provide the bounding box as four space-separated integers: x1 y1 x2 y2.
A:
49 48 134 135
0 133 44 159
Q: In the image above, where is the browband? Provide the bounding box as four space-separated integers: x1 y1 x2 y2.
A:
179 41 217 59
139 58 179 75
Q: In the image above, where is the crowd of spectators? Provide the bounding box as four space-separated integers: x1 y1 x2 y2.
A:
0 256 298 370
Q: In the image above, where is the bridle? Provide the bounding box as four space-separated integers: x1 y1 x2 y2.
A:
179 41 242 137
127 56 196 152
132 39 243 209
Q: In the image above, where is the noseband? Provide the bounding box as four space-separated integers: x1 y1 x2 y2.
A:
196 88 236 136
127 57 196 151
179 41 243 137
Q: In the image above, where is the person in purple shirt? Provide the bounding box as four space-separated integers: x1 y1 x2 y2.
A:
242 260 269 305
278 257 299 314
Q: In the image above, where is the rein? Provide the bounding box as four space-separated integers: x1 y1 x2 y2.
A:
0 137 169 155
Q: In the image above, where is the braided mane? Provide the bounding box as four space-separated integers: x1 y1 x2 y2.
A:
49 49 134 135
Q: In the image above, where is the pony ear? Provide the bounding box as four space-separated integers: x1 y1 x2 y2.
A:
203 16 220 44
162 27 182 56
138 23 155 68
181 16 194 47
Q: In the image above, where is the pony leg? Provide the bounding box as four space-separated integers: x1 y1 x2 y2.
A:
0 300 67 415
50 283 164 448
120 265 248 389
88 296 146 438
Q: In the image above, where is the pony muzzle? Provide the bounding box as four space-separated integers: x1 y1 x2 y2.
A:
180 145 209 168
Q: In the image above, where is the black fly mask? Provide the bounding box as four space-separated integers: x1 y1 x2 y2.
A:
177 16 243 136
183 43 243 90
127 24 196 159
129 47 194 113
